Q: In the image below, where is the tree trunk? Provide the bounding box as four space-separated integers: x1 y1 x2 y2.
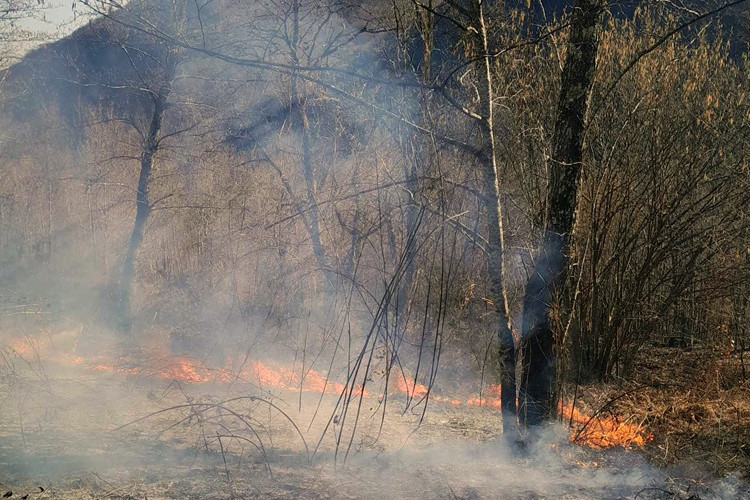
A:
299 103 329 279
519 0 605 427
119 80 173 332
468 0 518 440
288 0 335 290
396 0 434 318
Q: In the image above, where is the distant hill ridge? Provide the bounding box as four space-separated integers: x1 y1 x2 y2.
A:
1 0 746 132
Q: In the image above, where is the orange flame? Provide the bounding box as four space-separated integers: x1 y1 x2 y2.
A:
6 336 651 450
466 397 502 408
83 358 651 448
158 358 221 383
248 360 367 396
10 338 35 356
559 401 653 449
394 376 428 399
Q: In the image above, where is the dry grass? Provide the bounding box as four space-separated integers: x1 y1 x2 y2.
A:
571 347 750 479
2 325 749 498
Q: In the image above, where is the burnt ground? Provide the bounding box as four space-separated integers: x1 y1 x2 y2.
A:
0 334 748 499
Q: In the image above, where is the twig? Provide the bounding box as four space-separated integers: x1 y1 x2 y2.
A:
216 432 231 483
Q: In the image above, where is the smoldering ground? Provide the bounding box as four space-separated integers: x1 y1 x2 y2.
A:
1 331 747 500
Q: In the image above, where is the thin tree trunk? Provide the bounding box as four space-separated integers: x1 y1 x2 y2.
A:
119 80 173 332
469 0 517 439
396 0 434 318
520 0 605 427
299 104 328 277
396 135 420 316
288 0 333 290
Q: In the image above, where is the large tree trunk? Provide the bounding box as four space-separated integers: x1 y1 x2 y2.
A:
468 0 518 440
519 0 605 427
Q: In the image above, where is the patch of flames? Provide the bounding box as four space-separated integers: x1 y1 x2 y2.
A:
559 402 653 449
10 338 37 357
5 339 652 450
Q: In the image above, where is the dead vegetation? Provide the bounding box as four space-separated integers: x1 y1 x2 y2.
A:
570 347 750 479
2 0 750 497
1 325 748 498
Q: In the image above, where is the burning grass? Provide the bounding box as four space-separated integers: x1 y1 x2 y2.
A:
1 328 748 498
560 401 653 449
68 352 656 450
0 353 663 500
569 347 750 479
6 332 653 451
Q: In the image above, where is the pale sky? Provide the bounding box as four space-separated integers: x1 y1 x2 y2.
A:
20 1 87 34
5 1 95 61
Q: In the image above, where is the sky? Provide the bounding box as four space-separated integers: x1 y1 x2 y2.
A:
4 1 93 61
18 0 90 38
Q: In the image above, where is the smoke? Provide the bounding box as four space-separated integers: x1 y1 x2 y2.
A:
344 434 651 499
342 439 749 499
1 1 749 498
0 326 747 499
0 357 745 500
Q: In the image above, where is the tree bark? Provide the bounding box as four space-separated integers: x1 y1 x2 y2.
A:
519 0 605 427
119 57 177 332
468 0 518 439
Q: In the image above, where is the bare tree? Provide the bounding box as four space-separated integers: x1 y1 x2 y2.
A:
466 0 518 439
519 0 606 427
119 44 181 332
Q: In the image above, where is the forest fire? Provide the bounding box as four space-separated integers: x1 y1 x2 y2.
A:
2 0 749 496
560 402 653 449
9 337 651 451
